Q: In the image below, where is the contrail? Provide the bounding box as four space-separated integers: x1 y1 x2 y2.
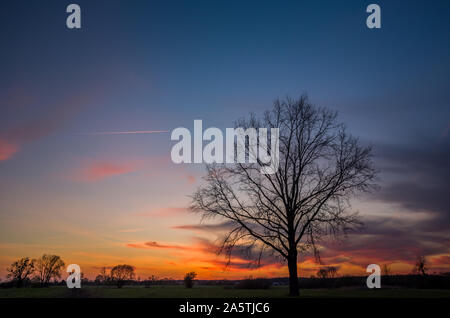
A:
78 130 169 135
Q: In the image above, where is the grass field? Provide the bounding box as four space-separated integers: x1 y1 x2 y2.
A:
0 286 449 298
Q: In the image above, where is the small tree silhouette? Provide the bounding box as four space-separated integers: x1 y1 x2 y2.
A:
110 264 135 288
317 268 329 279
34 254 65 287
316 266 338 279
413 256 428 276
6 257 35 288
95 267 110 285
184 272 197 288
149 275 158 285
327 266 338 278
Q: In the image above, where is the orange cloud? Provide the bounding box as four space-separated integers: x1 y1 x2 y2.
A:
0 138 19 162
431 255 450 266
117 228 145 233
124 237 286 275
126 241 194 251
186 175 196 184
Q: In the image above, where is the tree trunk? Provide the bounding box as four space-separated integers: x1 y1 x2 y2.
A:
287 251 299 296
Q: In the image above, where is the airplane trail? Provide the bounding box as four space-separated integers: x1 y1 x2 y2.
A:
78 130 169 135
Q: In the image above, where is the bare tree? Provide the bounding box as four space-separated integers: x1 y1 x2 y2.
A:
148 275 158 285
95 267 110 285
327 266 338 278
34 254 65 287
110 264 135 288
413 256 428 276
6 257 35 287
191 95 376 296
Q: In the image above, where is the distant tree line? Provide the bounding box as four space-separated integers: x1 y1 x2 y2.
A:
95 265 136 288
95 267 199 289
2 254 449 290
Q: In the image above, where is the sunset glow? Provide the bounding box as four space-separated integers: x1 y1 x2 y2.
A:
1 0 449 284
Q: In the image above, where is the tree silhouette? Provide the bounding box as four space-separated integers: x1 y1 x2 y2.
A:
413 256 428 276
327 266 338 278
184 272 197 288
110 264 135 288
95 267 110 285
317 268 329 279
191 95 376 296
34 254 65 287
6 257 35 287
316 266 338 279
148 275 158 285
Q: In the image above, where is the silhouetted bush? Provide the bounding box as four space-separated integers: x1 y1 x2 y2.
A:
184 272 197 288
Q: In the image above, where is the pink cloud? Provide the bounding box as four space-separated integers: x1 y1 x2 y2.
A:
431 255 450 266
137 207 189 217
0 82 109 163
76 161 139 182
0 138 19 162
126 237 217 252
186 175 196 184
125 237 283 272
126 241 191 250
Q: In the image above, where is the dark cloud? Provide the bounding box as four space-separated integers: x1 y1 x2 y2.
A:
373 139 450 230
300 138 449 269
321 216 450 265
170 139 450 271
172 221 236 232
195 239 284 271
126 236 283 271
204 257 283 271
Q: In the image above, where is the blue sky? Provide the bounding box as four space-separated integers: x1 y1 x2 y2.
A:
0 0 449 278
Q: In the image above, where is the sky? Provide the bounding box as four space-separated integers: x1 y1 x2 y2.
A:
0 0 449 280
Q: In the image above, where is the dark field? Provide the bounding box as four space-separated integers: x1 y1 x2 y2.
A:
0 286 449 298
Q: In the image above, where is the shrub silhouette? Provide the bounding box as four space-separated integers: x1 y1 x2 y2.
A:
184 272 197 288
